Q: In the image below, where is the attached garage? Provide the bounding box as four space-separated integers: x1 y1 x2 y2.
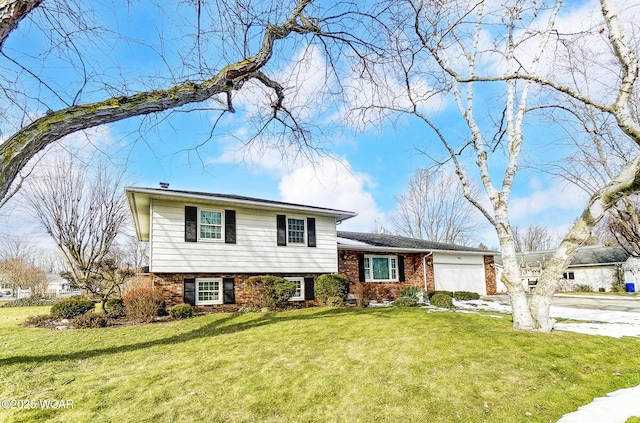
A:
337 231 497 296
433 253 487 295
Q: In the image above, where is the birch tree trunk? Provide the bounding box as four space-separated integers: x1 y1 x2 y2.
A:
400 0 640 331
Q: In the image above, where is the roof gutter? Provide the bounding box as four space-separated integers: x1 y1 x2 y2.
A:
423 251 433 291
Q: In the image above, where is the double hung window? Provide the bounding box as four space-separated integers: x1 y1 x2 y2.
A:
200 210 222 240
363 255 398 282
196 278 223 305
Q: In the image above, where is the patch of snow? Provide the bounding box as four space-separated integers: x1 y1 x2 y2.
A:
556 385 640 423
454 298 640 423
454 300 640 338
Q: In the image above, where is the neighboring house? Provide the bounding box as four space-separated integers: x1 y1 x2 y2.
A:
45 274 81 297
495 245 631 293
337 231 498 298
126 186 357 307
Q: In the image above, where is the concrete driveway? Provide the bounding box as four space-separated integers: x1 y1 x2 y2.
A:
486 294 640 313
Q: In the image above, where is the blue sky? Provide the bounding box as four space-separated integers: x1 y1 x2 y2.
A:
2 0 634 251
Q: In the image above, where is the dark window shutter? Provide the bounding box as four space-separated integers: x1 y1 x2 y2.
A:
304 277 315 300
225 210 236 244
358 255 365 282
185 206 198 242
223 278 235 304
307 218 316 247
277 214 287 246
184 278 196 305
398 256 405 282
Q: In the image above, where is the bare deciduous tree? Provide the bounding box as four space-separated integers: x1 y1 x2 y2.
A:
21 154 130 306
373 0 640 331
0 0 384 204
0 257 47 295
512 225 556 253
0 235 47 295
391 169 483 245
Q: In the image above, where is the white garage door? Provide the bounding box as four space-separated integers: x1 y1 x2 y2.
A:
433 254 486 295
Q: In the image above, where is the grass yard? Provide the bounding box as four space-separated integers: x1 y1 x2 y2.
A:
1 305 640 422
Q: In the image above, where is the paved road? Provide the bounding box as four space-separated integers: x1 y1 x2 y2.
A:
486 294 640 313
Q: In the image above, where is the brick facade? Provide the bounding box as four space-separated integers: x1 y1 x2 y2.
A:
339 249 496 297
152 272 321 309
484 255 497 295
338 249 434 300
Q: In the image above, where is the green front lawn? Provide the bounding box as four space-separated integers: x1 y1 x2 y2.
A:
1 306 639 422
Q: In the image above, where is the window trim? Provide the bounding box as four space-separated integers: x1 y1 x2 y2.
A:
198 208 224 242
287 217 306 244
196 278 223 305
363 255 399 282
287 277 305 301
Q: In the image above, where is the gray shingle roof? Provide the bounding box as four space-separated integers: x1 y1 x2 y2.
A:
495 245 630 267
337 231 494 253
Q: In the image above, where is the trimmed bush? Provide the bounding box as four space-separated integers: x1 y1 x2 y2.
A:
325 296 344 307
314 274 350 304
2 297 59 307
392 297 418 307
123 288 166 323
72 312 108 329
169 303 194 319
399 286 421 300
245 276 296 309
430 292 454 308
265 278 296 308
425 290 453 300
50 299 95 319
575 284 593 293
104 298 125 317
453 291 480 301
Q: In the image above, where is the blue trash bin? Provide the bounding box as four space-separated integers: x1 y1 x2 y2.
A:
625 283 635 293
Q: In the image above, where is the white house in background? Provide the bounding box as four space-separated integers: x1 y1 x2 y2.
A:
495 245 632 293
45 274 81 297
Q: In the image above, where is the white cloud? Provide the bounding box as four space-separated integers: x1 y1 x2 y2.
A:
510 177 588 222
279 156 382 232
222 43 334 124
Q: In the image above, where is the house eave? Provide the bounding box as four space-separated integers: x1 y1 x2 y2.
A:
126 186 358 242
337 244 495 256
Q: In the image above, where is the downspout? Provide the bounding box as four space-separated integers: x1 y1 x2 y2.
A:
423 251 433 291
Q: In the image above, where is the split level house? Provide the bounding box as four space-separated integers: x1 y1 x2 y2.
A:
126 186 497 308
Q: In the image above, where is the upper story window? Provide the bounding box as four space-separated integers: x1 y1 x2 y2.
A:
185 206 236 244
200 210 222 240
364 255 398 282
287 218 305 244
276 215 316 247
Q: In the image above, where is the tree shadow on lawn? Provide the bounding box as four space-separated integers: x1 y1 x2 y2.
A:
0 307 393 366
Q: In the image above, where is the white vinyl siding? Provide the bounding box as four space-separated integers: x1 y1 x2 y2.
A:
149 200 338 273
